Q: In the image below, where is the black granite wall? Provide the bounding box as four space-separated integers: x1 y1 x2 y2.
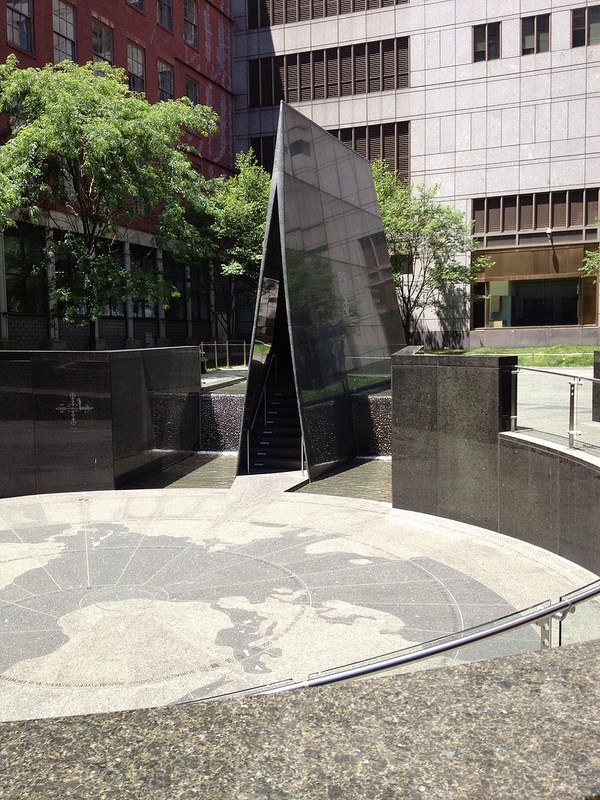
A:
0 348 201 497
498 436 600 574
392 353 600 576
392 354 516 530
200 394 245 452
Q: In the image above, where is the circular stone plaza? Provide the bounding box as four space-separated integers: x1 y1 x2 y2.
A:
0 460 595 723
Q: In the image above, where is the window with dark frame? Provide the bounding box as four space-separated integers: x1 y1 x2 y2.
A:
572 5 600 47
128 0 144 9
7 0 34 53
184 0 199 47
185 76 200 104
158 60 174 101
248 0 407 28
473 21 501 62
127 41 145 92
92 19 113 64
250 122 409 178
248 37 409 107
522 13 550 54
157 0 173 30
53 0 76 63
472 189 600 236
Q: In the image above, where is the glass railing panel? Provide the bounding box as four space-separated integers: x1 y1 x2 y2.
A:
308 600 550 681
516 367 600 454
559 580 600 646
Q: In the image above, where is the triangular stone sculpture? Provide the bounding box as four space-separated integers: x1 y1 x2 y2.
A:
238 103 404 480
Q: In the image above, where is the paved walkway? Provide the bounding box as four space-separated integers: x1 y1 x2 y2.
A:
0 468 595 722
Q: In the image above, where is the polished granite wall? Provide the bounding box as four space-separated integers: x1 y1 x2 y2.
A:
200 394 245 452
1 640 599 799
200 392 391 457
392 354 516 530
392 353 600 575
0 348 201 497
499 435 600 575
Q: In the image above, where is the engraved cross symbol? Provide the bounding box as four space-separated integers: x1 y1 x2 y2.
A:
55 392 94 426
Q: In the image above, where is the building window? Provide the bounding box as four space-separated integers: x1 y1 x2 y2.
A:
522 14 550 54
185 76 200 104
572 6 600 47
184 0 199 47
157 0 173 30
249 37 409 107
127 42 145 92
248 0 407 28
473 22 501 62
92 19 113 64
158 60 174 101
4 224 47 314
128 0 144 9
330 121 410 179
7 0 34 53
53 0 76 63
472 189 599 237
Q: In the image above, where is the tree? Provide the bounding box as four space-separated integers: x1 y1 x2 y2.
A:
579 231 600 283
372 160 492 345
0 55 218 346
207 150 271 338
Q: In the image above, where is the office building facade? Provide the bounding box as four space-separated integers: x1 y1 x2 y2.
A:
232 0 600 346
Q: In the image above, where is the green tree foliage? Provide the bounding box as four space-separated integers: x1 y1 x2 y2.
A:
372 160 492 344
580 229 600 283
207 149 271 337
0 55 218 342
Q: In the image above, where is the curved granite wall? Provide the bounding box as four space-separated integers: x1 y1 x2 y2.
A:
392 353 600 576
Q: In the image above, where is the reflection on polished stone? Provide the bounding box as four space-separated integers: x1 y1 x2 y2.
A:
239 103 404 479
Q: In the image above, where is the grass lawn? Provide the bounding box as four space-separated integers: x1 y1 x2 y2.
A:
433 345 599 367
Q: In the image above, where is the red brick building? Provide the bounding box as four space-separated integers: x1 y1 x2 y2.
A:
0 0 235 349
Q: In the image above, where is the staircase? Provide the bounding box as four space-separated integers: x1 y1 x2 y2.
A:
247 381 302 473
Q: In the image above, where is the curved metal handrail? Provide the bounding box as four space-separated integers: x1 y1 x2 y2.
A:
260 580 600 695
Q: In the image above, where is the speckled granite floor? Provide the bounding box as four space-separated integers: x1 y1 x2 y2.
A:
1 640 599 799
1 473 596 724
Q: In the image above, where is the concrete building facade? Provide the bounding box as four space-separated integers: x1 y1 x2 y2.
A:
232 0 600 346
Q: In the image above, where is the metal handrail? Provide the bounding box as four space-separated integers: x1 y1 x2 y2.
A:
511 365 600 448
515 365 600 384
261 580 600 694
246 352 278 473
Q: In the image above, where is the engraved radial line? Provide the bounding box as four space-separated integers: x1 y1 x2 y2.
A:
114 537 146 586
0 599 60 620
41 567 63 592
139 543 195 584
141 546 247 586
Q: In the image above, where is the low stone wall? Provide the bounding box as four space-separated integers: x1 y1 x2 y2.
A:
0 347 201 497
392 353 600 576
200 392 392 458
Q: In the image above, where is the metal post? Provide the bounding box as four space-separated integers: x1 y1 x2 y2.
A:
226 340 230 368
214 340 218 369
123 241 135 344
510 369 518 431
568 377 582 449
243 340 247 367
